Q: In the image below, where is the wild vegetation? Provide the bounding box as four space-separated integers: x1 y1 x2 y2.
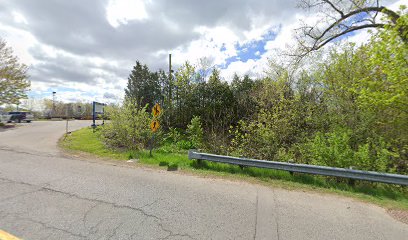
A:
100 5 408 177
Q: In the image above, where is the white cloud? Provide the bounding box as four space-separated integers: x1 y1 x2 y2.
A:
170 26 240 68
12 11 28 25
347 29 372 46
386 0 407 11
220 56 269 81
221 59 257 80
30 82 50 93
0 24 36 65
106 0 149 28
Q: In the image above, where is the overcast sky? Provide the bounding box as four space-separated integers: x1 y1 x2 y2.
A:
0 0 403 103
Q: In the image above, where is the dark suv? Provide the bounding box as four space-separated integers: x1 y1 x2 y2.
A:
8 112 34 123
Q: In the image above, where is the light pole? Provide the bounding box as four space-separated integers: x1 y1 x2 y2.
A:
52 91 56 118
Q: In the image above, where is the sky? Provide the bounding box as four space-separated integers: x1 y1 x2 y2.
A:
0 0 404 104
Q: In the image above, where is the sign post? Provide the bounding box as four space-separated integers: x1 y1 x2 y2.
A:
92 101 105 128
152 103 161 118
65 106 69 136
150 120 160 132
149 103 161 156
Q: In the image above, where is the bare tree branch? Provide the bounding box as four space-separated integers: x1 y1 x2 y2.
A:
314 23 386 51
292 0 406 60
322 0 344 17
311 6 399 43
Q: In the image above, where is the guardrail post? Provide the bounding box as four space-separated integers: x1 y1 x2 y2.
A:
288 160 295 176
188 150 202 166
348 166 355 186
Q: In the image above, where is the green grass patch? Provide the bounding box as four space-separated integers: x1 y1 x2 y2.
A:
60 127 125 160
60 127 408 210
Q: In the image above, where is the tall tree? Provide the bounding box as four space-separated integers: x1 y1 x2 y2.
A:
203 69 234 133
125 61 144 104
174 61 196 127
231 74 257 122
0 39 30 105
125 61 161 108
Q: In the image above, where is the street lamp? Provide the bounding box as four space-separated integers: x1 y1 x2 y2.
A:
52 91 56 118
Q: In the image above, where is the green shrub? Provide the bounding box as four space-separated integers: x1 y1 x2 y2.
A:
227 118 281 160
301 128 398 172
176 139 193 150
307 129 354 168
187 116 203 149
276 147 296 162
101 100 151 150
165 127 181 143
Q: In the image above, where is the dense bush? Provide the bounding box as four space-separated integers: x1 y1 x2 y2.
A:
300 128 398 172
187 116 203 149
101 100 151 150
165 127 181 143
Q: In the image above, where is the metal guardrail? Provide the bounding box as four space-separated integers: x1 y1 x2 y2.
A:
188 150 408 186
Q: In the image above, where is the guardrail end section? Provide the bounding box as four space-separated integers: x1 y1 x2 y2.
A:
188 149 196 159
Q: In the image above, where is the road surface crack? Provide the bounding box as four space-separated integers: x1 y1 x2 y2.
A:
12 215 87 239
138 198 161 210
0 146 57 158
40 186 162 222
272 189 280 240
159 225 196 240
253 189 259 240
0 176 72 204
0 188 42 203
82 202 101 235
107 222 125 240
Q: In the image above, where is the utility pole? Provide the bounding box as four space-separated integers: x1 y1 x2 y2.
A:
65 104 69 135
168 54 173 125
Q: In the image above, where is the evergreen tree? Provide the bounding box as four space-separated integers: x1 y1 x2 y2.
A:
125 61 161 108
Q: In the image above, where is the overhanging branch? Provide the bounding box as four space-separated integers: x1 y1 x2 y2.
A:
312 23 386 51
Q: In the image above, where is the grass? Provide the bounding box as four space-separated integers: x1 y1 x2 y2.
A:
60 127 124 159
60 127 408 210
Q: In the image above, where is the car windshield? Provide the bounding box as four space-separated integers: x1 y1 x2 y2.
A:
9 112 30 114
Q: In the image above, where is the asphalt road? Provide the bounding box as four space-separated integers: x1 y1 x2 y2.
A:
0 121 407 239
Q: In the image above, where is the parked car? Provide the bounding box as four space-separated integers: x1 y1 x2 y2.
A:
0 112 12 123
8 111 34 123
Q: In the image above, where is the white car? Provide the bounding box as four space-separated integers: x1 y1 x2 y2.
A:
0 112 12 123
